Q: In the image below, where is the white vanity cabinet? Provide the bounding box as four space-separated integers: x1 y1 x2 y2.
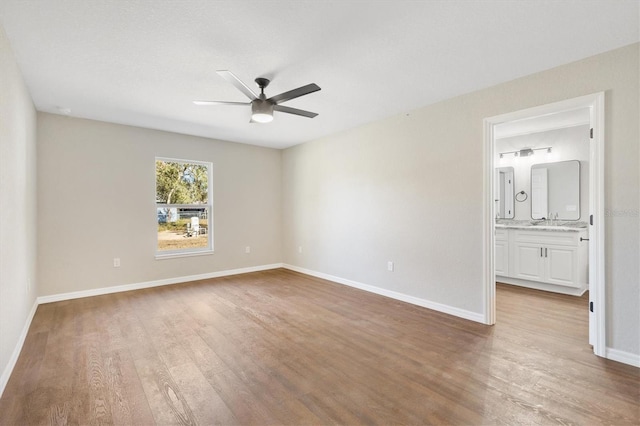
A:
494 229 510 276
496 226 588 295
512 241 545 282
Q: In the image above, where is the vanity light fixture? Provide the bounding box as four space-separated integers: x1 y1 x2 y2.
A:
499 146 552 158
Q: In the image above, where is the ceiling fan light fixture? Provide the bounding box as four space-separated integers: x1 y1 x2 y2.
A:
252 112 273 123
195 71 320 123
251 100 273 123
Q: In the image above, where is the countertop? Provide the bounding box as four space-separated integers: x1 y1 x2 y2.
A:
495 219 588 232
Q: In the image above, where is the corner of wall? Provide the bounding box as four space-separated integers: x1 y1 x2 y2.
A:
0 21 39 398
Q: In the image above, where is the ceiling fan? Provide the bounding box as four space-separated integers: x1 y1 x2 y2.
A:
194 70 321 123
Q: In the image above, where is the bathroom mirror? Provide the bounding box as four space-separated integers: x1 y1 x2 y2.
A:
531 160 580 220
495 167 514 219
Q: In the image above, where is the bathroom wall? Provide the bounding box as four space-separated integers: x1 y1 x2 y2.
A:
495 124 590 221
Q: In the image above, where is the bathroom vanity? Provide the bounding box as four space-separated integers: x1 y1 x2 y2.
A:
495 221 588 295
494 156 589 295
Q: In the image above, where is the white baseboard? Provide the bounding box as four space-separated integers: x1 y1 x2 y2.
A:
0 300 38 399
605 347 640 368
37 263 284 304
282 264 485 323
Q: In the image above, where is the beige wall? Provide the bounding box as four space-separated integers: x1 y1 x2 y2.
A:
282 43 639 355
0 26 37 391
37 114 282 296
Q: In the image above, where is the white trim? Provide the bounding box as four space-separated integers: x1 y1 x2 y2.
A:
483 117 496 325
282 264 484 323
483 92 606 357
605 347 640 368
589 93 606 357
37 263 283 304
155 157 215 256
485 93 602 125
155 249 214 260
495 121 592 140
0 300 38 399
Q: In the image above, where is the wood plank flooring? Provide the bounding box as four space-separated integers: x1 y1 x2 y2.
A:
1 269 638 425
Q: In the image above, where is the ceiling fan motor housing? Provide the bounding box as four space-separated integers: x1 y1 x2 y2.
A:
251 98 274 123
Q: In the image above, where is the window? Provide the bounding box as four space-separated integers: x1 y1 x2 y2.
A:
156 158 213 257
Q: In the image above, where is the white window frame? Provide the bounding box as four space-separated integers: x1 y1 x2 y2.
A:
155 157 213 259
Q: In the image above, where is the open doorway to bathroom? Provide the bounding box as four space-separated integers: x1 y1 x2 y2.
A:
483 93 605 357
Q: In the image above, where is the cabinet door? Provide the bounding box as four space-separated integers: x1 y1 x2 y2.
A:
545 246 578 287
495 240 509 276
513 242 544 282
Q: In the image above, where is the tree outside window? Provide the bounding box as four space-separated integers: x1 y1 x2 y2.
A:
156 158 212 256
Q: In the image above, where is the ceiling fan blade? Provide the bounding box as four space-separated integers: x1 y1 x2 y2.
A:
268 83 321 104
193 100 250 106
216 70 258 100
273 105 318 118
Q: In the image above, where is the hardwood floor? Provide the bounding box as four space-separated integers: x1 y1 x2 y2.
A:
1 269 638 425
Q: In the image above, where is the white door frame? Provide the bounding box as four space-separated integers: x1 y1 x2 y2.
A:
482 92 606 357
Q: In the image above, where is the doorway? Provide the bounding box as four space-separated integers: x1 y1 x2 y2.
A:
483 93 605 357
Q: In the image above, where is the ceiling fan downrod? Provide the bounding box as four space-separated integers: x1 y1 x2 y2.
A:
255 78 270 98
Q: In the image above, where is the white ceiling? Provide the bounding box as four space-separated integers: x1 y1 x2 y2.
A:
0 1 638 149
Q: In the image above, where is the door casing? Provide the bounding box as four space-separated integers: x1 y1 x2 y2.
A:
482 92 605 357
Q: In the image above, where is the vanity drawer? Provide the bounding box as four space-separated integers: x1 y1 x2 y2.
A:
495 229 508 241
514 229 581 246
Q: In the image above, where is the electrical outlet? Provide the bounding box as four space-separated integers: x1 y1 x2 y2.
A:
113 257 121 268
387 261 394 272
298 246 303 254
245 246 251 254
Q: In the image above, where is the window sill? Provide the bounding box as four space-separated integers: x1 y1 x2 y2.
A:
155 249 214 260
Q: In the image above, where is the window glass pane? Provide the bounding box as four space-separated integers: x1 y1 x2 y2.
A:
157 207 209 252
156 160 209 204
156 158 212 255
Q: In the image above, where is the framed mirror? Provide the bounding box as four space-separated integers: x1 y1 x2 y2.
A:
495 167 514 219
531 160 580 220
